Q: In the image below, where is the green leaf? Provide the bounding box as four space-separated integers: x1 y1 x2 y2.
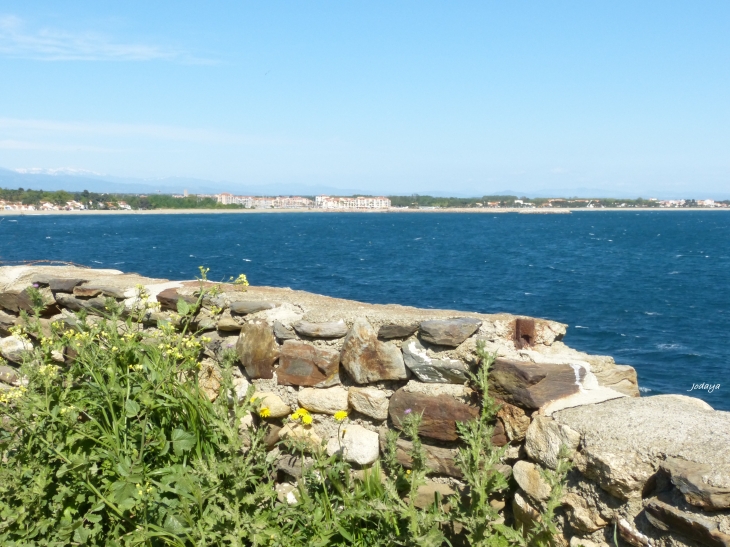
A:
171 429 196 456
124 399 140 417
163 513 187 535
109 480 137 504
176 298 191 316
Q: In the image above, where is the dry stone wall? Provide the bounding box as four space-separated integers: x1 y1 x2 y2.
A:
0 265 727 547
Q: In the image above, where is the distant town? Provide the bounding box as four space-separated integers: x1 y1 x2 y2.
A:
0 186 728 212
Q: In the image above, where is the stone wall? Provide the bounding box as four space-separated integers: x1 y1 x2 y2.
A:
0 265 727 547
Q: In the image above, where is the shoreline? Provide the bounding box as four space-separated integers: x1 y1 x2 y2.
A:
0 206 728 217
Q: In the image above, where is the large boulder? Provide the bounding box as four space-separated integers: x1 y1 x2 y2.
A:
553 396 730 501
401 338 469 383
419 317 481 347
276 340 340 387
388 387 478 442
341 318 408 383
235 321 279 379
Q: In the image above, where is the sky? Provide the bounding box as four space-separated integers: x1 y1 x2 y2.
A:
1 1 729 197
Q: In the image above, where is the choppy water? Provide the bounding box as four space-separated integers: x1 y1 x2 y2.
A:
1 211 728 410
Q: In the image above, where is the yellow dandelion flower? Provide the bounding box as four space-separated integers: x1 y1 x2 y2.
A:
296 407 309 416
406 469 411 475
334 410 348 422
301 414 313 425
259 407 271 418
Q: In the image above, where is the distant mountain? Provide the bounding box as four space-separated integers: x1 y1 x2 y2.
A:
1 167 728 200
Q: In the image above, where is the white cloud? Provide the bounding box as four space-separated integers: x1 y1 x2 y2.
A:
14 167 104 176
0 15 211 63
0 139 116 152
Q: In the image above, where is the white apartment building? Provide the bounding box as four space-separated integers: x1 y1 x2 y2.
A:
215 194 312 209
314 195 391 209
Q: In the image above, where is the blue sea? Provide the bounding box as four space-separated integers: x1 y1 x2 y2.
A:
1 211 728 410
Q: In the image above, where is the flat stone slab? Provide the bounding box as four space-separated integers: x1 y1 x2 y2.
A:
388 387 479 442
378 323 419 340
229 301 279 315
401 337 469 383
661 457 730 511
419 317 481 347
645 498 730 547
489 358 584 410
276 340 340 387
292 320 348 339
554 396 730 501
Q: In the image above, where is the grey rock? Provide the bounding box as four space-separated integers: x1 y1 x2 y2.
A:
660 457 730 511
401 337 469 383
341 317 408 383
216 310 241 331
326 424 380 465
380 432 463 477
229 301 279 315
645 498 730 547
235 321 279 379
275 482 300 505
54 293 106 313
292 319 348 339
0 336 33 364
273 320 297 340
524 415 581 470
378 323 418 340
419 317 481 347
76 283 127 299
348 386 389 420
47 277 87 292
562 493 608 533
554 396 730 501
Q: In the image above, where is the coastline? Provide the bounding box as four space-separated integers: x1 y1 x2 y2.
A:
1 206 728 216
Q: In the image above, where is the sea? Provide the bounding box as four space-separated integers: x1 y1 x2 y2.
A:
1 211 728 410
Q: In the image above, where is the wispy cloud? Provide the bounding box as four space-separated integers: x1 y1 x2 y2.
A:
0 139 117 152
14 167 105 176
0 15 211 63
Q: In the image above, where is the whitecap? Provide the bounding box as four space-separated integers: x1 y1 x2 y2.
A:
524 292 532 295
414 237 422 240
668 271 680 275
8 220 16 222
657 343 684 350
242 259 251 262
575 325 588 329
644 312 660 315
639 387 652 393
45 236 51 239
92 260 102 264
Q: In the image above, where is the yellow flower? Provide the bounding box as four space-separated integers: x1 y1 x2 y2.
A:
406 470 411 475
259 407 271 418
296 407 309 416
301 414 313 425
334 410 348 422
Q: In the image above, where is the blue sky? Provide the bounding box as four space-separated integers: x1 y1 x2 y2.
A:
1 2 729 197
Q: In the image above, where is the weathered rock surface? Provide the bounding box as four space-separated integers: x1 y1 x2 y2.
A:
0 365 20 386
0 310 16 335
235 321 279 379
490 359 583 410
75 283 127 299
279 423 322 448
292 320 348 339
348 386 389 420
0 288 35 313
215 310 241 331
525 416 581 470
155 287 197 311
381 433 462 477
276 340 340 387
298 386 349 415
660 457 730 511
554 396 730 501
419 317 481 347
54 293 106 313
401 338 469 383
273 320 297 340
389 387 479 441
326 424 380 465
378 323 418 340
645 498 730 547
413 482 456 509
0 335 33 364
229 301 279 315
254 392 292 418
562 493 608 533
512 461 552 501
341 317 408 383
275 482 300 505
198 359 222 401
497 400 531 442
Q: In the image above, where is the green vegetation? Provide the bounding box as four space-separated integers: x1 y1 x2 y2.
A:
0 277 569 545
